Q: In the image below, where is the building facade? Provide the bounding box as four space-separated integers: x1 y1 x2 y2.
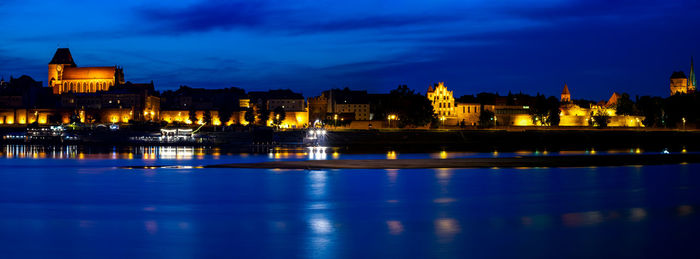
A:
48 48 125 94
322 88 370 121
427 82 455 118
670 57 697 95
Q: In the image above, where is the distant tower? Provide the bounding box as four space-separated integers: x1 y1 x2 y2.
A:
670 71 688 95
561 83 571 103
48 48 76 94
689 56 696 93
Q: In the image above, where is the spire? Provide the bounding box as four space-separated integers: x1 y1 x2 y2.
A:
690 56 696 87
49 48 76 66
561 83 571 102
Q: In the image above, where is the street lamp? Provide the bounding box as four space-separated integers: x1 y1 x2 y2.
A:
682 117 686 130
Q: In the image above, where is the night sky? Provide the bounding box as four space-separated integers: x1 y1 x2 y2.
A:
0 0 698 100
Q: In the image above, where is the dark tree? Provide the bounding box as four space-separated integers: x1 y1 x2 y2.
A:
218 108 232 126
272 106 286 127
548 108 560 126
637 96 665 127
202 110 212 125
664 93 698 128
188 109 197 124
374 85 434 127
546 96 560 126
591 111 610 128
244 107 256 125
615 93 636 115
529 94 549 125
258 105 270 126
479 109 495 128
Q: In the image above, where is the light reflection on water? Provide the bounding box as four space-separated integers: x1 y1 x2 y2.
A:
0 157 697 257
1 145 695 163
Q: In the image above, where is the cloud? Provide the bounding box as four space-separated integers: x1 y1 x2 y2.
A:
138 1 269 33
134 0 470 36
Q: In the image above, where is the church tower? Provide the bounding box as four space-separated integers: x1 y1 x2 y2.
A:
561 83 571 103
689 56 696 93
48 48 76 94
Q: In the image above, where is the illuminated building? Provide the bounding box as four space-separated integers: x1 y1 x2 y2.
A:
60 82 160 123
427 82 455 118
160 86 248 125
321 88 370 121
454 103 481 126
247 89 309 128
670 57 696 95
0 75 62 125
426 82 482 126
48 48 125 94
307 95 328 123
559 84 645 127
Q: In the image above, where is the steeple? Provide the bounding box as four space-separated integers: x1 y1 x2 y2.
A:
561 83 571 103
689 56 696 87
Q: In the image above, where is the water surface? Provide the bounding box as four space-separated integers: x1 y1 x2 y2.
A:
0 146 698 258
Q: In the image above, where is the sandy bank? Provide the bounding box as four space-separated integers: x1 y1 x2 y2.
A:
202 153 700 169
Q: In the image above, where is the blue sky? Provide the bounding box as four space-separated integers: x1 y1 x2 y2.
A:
0 0 698 99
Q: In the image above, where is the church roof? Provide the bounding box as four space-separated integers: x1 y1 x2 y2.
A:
562 84 570 95
62 67 115 80
670 71 687 79
49 48 76 66
607 92 620 106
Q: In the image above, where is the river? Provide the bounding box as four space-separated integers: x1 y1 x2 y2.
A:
0 145 698 258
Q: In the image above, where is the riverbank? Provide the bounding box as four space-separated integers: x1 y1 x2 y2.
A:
324 129 700 152
202 153 700 169
3 127 699 153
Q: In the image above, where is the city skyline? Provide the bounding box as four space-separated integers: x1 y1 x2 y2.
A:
0 0 699 99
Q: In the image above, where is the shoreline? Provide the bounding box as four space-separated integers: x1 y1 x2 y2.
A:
198 153 700 169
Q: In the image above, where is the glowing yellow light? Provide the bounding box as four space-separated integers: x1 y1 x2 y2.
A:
332 152 340 159
635 148 641 154
440 151 448 159
387 151 397 160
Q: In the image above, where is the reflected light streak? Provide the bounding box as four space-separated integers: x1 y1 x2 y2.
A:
678 205 693 216
435 218 460 236
387 220 404 235
629 208 647 221
307 147 328 160
308 170 328 198
310 215 333 234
